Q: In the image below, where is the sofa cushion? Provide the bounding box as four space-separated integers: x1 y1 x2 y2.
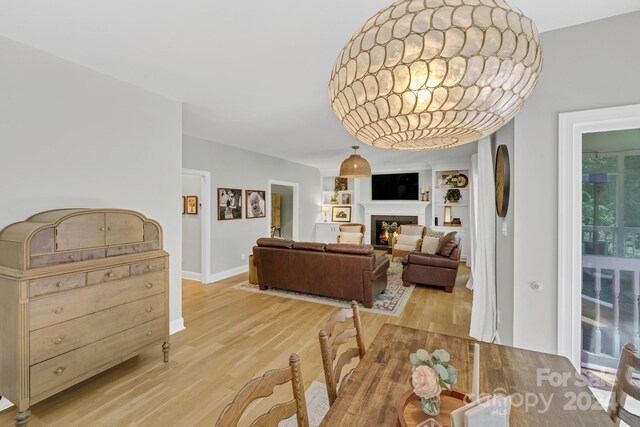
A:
339 232 363 244
326 244 374 255
293 242 326 252
395 243 418 252
340 225 363 233
396 234 420 247
426 227 445 239
256 237 295 249
436 232 459 257
407 252 460 269
421 236 440 254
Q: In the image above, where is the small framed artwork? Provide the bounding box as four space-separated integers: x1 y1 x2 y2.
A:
246 190 266 219
332 206 352 222
335 177 348 191
218 188 242 220
182 196 186 215
341 193 352 204
186 196 198 215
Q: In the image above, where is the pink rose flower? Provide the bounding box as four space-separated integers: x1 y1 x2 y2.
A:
412 365 442 399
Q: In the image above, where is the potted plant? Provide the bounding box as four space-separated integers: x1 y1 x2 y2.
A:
444 189 462 204
330 185 340 204
381 221 399 247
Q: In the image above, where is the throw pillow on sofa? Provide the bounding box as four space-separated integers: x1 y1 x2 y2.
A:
426 227 445 239
396 233 420 250
436 232 458 257
339 232 363 244
421 236 440 254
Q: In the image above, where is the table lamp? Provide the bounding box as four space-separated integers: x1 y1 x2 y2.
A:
322 206 330 222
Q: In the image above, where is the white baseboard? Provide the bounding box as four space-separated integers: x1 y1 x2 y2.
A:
206 265 249 284
170 317 185 335
182 270 202 281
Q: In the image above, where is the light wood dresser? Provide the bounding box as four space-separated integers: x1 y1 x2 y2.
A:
0 209 170 426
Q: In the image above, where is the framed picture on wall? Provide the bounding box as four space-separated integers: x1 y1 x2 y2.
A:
186 196 198 215
218 188 242 220
341 193 352 204
182 196 186 215
332 206 352 222
335 177 348 191
246 190 266 219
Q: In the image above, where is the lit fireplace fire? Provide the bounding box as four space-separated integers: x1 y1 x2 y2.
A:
379 230 399 245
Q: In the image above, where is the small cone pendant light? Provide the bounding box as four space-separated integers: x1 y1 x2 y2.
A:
340 146 372 178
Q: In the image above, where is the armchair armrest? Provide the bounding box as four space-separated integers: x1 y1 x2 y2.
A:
414 238 423 251
406 251 459 269
373 256 390 278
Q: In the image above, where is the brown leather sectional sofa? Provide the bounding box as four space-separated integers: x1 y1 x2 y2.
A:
252 238 390 308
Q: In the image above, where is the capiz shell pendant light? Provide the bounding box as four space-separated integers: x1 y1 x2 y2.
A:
340 146 372 178
328 0 542 150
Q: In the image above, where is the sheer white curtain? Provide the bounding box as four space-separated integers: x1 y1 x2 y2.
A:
469 137 497 342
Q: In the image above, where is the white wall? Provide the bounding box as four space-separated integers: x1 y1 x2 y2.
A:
182 134 321 279
0 36 184 332
492 121 515 345
182 174 202 275
512 12 640 353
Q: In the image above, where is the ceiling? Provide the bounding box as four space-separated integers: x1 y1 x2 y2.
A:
1 0 639 170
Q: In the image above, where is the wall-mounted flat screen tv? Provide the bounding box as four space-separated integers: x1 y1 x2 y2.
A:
371 173 419 200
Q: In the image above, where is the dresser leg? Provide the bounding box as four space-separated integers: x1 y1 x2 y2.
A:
15 410 30 427
162 341 170 363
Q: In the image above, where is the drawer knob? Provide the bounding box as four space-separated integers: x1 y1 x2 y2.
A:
53 367 65 376
68 255 75 260
52 336 65 345
52 306 64 314
107 227 112 232
56 282 62 288
146 265 152 270
100 227 106 232
146 283 153 289
146 330 153 337
107 272 115 278
145 307 153 313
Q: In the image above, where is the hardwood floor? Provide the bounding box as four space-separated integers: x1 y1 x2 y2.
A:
0 263 472 426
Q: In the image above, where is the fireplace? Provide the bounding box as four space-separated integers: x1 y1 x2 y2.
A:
371 215 418 251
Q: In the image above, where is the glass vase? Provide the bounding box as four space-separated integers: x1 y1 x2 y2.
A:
421 395 441 417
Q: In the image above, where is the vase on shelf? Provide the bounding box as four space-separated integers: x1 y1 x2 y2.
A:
421 395 441 416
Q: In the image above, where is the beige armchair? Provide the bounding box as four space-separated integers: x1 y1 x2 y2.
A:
391 225 426 261
336 223 366 245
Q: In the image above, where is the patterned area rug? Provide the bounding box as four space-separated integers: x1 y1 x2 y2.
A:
233 259 414 317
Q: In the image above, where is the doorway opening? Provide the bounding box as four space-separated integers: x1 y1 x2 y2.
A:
181 169 211 283
268 180 299 241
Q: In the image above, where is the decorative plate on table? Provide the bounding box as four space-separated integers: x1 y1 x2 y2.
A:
397 389 471 427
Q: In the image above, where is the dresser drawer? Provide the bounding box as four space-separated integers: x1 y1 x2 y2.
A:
30 294 165 365
29 273 86 298
30 248 106 268
130 258 165 276
87 265 130 286
106 241 160 257
30 271 164 331
30 317 165 398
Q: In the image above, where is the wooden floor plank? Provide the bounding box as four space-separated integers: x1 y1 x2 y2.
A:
0 262 471 426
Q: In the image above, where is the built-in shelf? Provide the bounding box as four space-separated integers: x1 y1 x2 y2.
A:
435 186 470 190
435 203 469 207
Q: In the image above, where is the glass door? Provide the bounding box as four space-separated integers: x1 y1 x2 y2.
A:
581 129 640 384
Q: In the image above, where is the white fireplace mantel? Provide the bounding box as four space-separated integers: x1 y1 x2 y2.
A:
360 201 431 245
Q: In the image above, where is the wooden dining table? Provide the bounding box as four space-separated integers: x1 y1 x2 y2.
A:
320 324 614 426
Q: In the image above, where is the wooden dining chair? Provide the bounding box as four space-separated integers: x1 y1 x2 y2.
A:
319 300 366 406
216 353 309 427
608 343 640 427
